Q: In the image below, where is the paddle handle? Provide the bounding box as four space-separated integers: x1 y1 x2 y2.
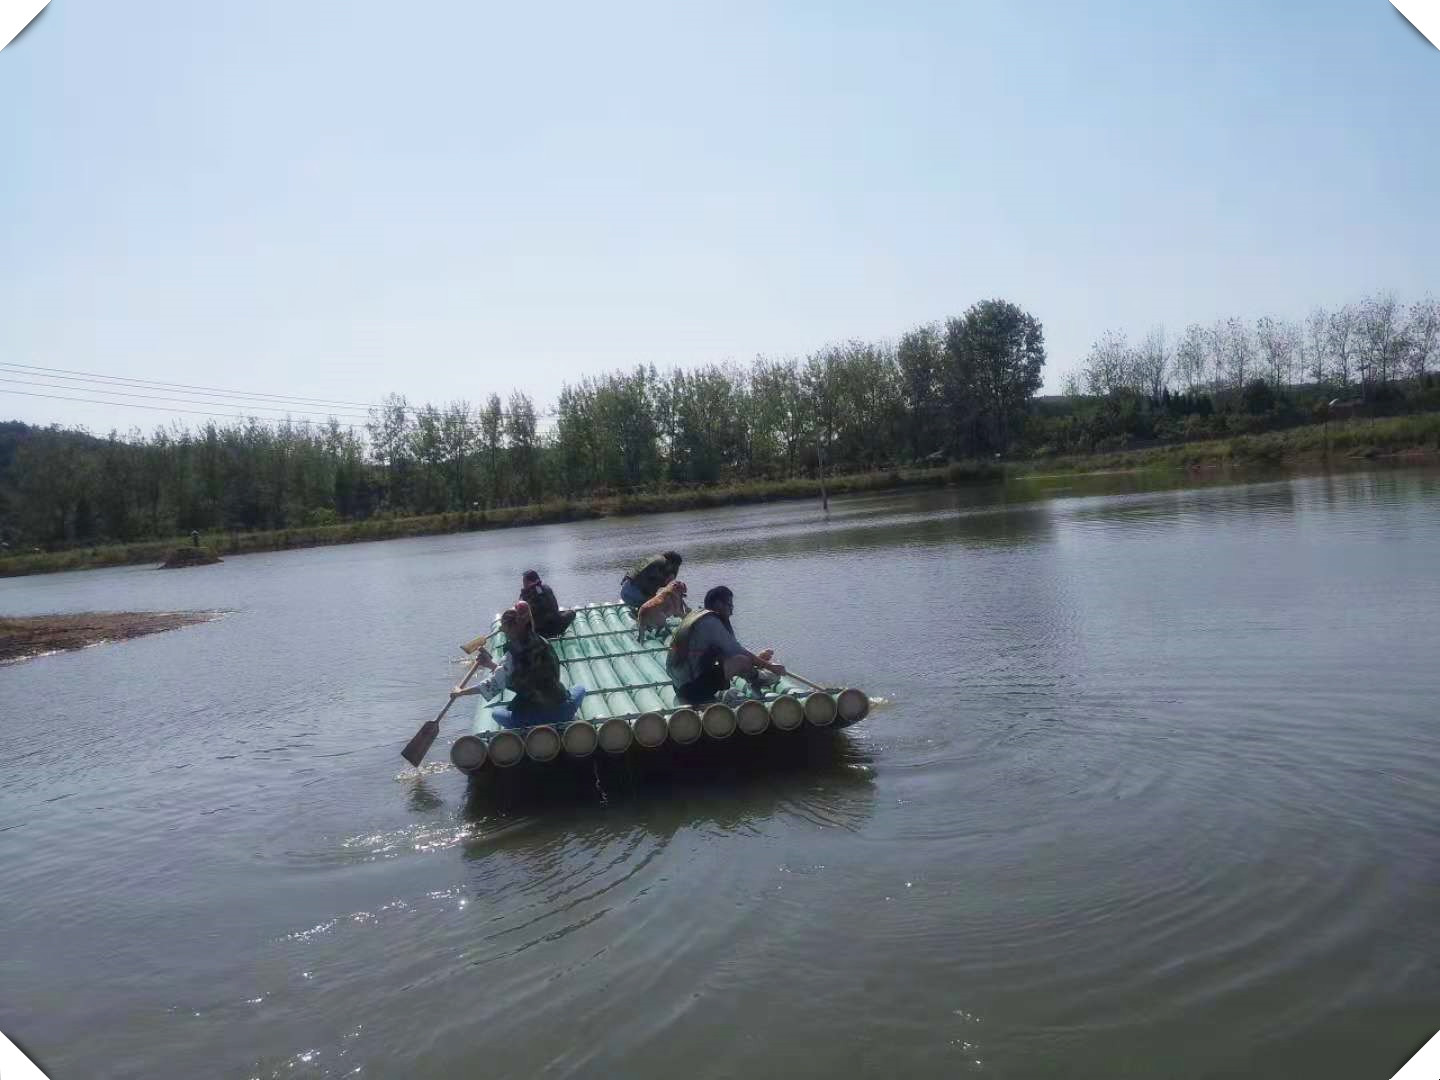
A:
435 654 487 723
779 669 831 694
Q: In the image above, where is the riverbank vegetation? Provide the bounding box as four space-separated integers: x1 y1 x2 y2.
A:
0 298 1043 555
3 413 1435 577
2 289 1437 577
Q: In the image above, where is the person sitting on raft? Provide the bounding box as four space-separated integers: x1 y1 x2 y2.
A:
620 550 682 610
519 569 576 638
666 585 786 704
450 601 586 728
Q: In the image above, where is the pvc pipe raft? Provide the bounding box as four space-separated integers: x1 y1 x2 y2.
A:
447 601 871 774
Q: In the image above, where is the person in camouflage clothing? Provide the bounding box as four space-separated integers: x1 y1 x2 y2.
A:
451 602 586 728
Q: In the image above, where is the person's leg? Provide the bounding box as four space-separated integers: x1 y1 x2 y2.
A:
557 609 577 635
493 705 515 728
679 649 730 703
676 677 710 705
723 652 758 680
620 579 647 609
558 684 587 724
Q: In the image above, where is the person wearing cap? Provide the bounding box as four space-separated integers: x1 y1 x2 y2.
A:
519 569 576 638
621 550 683 610
665 586 786 704
450 601 586 728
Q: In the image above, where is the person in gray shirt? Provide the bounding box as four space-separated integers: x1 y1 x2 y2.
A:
666 585 786 704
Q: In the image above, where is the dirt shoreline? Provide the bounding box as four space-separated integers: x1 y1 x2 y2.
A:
0 611 219 663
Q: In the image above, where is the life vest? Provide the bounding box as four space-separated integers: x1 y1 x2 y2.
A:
667 608 718 682
504 632 568 711
626 554 672 599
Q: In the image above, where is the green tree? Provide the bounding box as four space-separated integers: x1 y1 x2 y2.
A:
505 391 539 504
943 299 1046 455
479 393 505 507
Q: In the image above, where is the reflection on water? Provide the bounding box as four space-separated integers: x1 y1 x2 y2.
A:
460 731 878 841
2 464 1440 1080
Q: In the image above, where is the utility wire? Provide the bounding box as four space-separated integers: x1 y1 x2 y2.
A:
0 377 374 420
0 388 366 428
0 361 562 423
2 388 563 436
0 360 381 410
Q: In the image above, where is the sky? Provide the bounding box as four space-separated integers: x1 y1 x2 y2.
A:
2 0 1438 436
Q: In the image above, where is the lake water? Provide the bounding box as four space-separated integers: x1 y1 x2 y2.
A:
3 467 1439 1079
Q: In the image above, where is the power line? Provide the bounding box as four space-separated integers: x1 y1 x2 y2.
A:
0 360 382 410
1 388 563 437
0 377 374 420
0 361 563 424
0 388 366 428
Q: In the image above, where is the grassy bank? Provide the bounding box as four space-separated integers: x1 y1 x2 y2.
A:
3 411 1436 578
0 461 999 577
1026 410 1440 474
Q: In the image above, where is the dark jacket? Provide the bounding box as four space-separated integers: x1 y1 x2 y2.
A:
625 554 674 600
503 632 568 711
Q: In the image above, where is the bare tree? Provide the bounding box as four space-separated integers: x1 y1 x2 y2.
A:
1303 307 1329 386
1134 327 1169 400
1175 324 1207 392
1358 293 1407 390
1207 320 1230 393
1082 329 1134 396
1407 294 1440 381
1223 317 1254 391
1255 316 1298 389
1327 305 1358 389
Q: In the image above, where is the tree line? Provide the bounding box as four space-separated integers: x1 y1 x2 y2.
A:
1070 292 1439 399
1039 291 1440 456
0 299 1045 548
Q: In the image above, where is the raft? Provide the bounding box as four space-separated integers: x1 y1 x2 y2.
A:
448 601 871 774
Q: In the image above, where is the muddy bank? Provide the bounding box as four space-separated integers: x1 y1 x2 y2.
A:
0 611 219 663
160 546 223 569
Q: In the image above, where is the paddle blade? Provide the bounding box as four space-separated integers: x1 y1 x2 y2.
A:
401 719 440 767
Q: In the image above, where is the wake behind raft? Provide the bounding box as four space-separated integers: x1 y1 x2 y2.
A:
448 602 871 774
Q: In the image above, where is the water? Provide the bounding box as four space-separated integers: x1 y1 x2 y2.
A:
3 467 1439 1079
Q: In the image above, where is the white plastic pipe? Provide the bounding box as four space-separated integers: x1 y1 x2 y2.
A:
803 692 837 727
769 695 804 731
835 688 870 725
488 730 525 767
597 716 633 755
525 725 561 763
450 734 488 772
668 707 702 745
736 700 770 735
702 703 737 740
562 721 598 757
633 711 668 748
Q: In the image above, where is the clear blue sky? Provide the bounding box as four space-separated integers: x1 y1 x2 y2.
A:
2 0 1437 434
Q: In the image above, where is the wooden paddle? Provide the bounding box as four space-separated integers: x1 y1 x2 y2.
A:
401 652 487 767
773 668 832 694
460 632 490 655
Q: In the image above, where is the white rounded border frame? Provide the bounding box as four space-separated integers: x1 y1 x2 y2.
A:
0 0 50 53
